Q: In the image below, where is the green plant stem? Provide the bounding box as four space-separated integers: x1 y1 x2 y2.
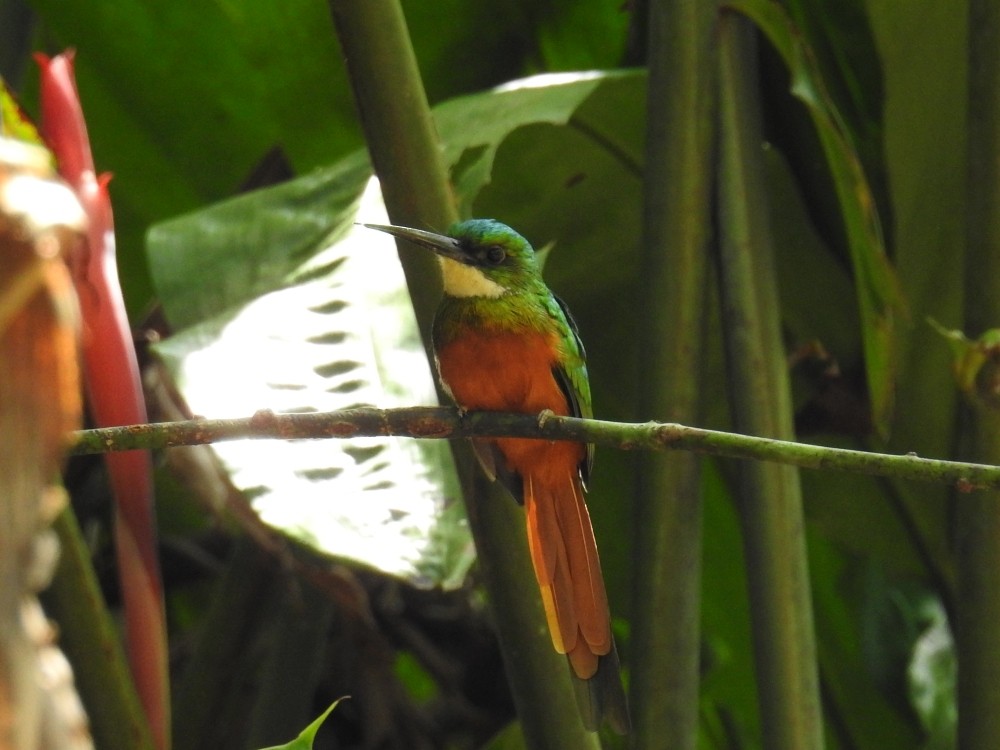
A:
327 2 598 746
42 508 155 750
631 0 716 746
958 0 1000 745
70 408 1000 491
716 14 823 749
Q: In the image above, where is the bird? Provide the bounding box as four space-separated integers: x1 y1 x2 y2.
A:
365 219 630 734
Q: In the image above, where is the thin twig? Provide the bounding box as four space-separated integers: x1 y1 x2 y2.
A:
70 406 1000 491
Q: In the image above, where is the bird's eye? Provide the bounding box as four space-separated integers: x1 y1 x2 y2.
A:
485 245 506 265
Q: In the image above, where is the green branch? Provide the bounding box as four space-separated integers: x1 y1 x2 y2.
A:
71 407 1000 491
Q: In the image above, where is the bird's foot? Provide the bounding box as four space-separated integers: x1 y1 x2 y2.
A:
537 408 556 427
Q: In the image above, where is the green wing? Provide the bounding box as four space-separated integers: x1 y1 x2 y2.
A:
548 294 595 484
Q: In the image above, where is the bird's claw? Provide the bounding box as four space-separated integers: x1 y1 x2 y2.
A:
537 409 556 427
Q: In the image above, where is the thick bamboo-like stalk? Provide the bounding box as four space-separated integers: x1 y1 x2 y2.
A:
326 1 598 746
716 15 824 749
630 0 716 747
958 0 1000 746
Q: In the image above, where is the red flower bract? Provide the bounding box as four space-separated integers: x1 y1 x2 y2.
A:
36 50 170 750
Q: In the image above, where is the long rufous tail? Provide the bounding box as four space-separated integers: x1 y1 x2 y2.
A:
524 472 631 734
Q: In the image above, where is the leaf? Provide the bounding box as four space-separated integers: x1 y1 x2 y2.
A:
24 0 365 313
434 70 642 217
863 0 966 604
148 151 371 332
778 0 892 242
257 698 345 750
765 146 860 363
471 99 644 299
727 0 905 438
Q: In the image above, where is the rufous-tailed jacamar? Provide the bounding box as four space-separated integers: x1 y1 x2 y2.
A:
365 219 630 734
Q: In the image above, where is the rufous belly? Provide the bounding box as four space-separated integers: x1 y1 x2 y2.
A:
435 328 586 477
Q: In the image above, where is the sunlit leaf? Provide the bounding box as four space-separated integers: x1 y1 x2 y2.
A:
150 172 470 588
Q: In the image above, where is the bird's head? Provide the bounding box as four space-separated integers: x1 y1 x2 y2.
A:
365 219 540 298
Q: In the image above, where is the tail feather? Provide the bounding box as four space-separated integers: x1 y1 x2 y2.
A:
525 475 578 655
557 477 611 654
567 637 597 678
524 470 629 734
573 640 632 735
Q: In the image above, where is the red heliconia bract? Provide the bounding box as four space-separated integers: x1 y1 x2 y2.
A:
35 50 170 750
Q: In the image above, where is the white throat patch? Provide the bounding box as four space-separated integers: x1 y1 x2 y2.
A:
439 257 508 298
